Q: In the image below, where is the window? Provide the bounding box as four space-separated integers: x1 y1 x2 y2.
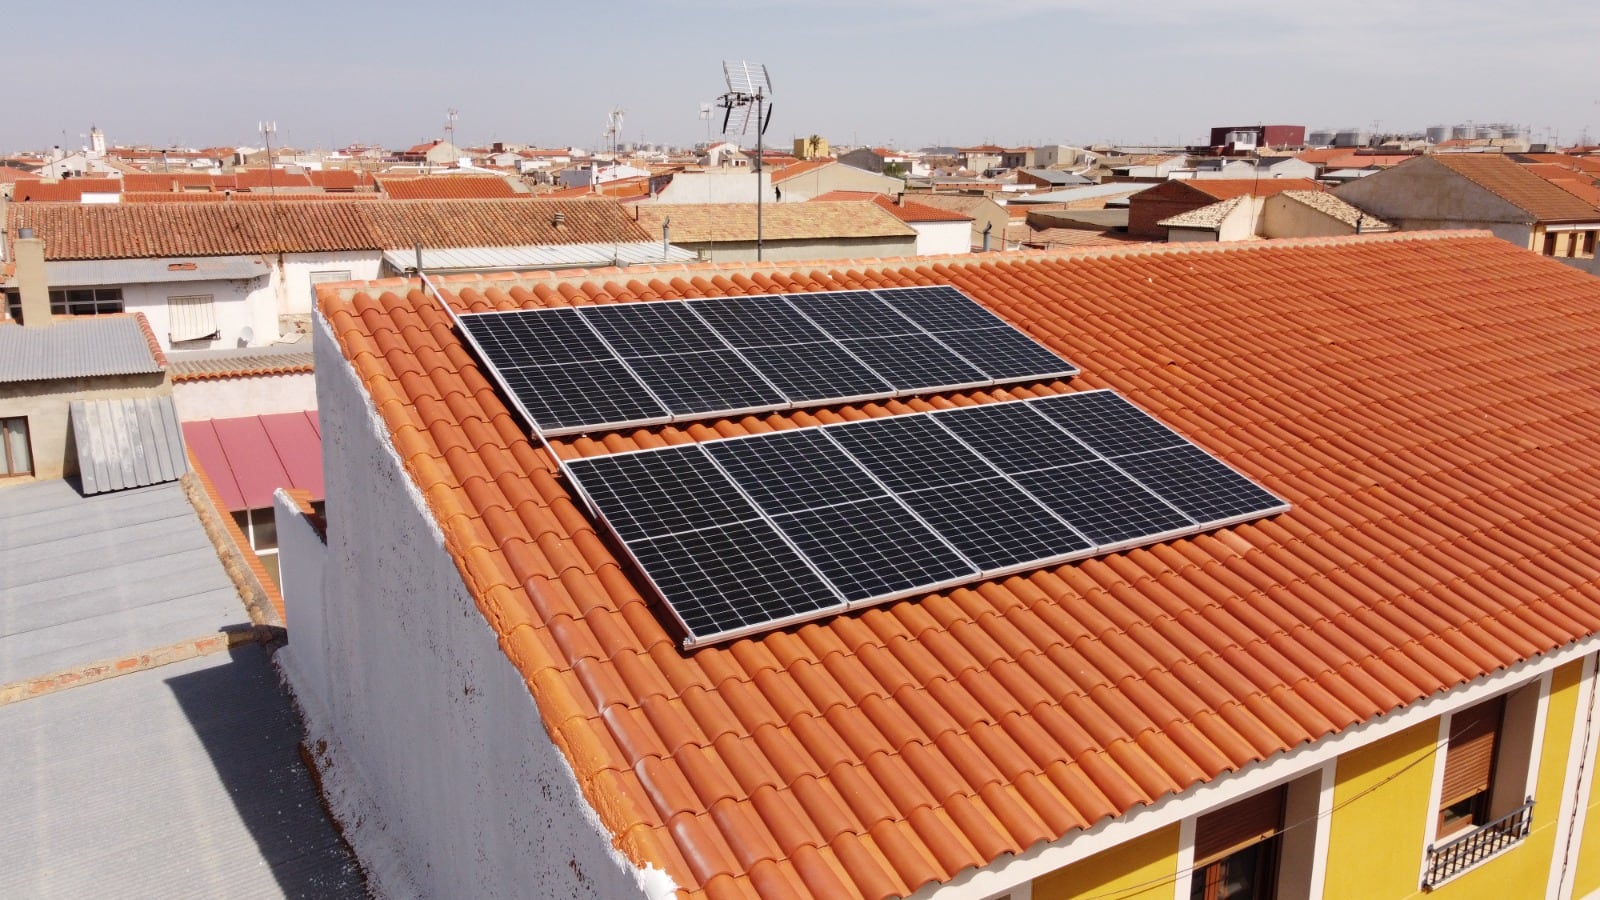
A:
2 417 32 476
1437 696 1503 837
309 270 353 297
231 507 282 589
167 294 218 343
1543 232 1559 256
4 287 124 322
1192 788 1284 900
1424 684 1541 887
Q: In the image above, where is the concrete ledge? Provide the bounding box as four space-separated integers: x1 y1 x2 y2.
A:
0 625 281 706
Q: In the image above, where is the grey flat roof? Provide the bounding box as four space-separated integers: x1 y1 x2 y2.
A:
45 256 270 287
0 644 365 898
0 479 244 684
382 242 699 273
0 316 163 383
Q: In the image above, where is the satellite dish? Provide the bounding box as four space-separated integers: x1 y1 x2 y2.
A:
238 326 255 346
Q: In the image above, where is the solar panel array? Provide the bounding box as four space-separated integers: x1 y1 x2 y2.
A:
565 390 1289 646
458 286 1078 434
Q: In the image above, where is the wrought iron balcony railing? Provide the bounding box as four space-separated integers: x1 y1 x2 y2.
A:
1423 798 1534 888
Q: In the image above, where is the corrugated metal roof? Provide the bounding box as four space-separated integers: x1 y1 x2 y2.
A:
182 412 323 511
45 256 269 287
0 317 164 383
382 242 699 273
69 396 188 495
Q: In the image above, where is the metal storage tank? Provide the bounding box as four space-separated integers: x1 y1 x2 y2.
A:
1501 126 1528 143
1334 129 1367 148
1426 125 1450 144
1476 126 1498 140
1451 124 1473 141
1308 130 1335 147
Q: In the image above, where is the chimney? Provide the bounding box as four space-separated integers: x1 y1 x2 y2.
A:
14 228 52 328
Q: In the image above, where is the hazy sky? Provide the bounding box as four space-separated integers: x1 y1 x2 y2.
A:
6 1 1599 154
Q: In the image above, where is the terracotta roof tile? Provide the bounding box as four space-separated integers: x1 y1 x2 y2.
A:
9 198 652 259
1431 154 1600 222
771 159 838 184
378 175 521 200
320 232 1600 898
633 203 915 242
12 178 123 201
809 192 973 223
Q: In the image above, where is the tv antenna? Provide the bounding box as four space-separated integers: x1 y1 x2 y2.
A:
718 60 774 260
259 120 277 196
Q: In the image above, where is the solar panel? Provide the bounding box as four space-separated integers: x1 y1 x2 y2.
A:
464 307 613 366
734 342 892 403
565 390 1288 646
689 295 832 348
838 334 989 393
497 363 669 433
767 497 976 602
621 350 786 418
873 285 1013 332
784 291 918 338
458 285 1077 435
1111 444 1288 525
828 414 999 492
578 301 729 357
896 478 1092 573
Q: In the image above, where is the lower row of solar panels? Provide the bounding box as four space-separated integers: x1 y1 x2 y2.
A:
566 390 1288 646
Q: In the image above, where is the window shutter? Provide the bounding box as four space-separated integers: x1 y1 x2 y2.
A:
1194 787 1284 866
1440 697 1504 807
168 294 217 342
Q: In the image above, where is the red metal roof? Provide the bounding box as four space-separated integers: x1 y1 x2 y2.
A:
182 412 323 511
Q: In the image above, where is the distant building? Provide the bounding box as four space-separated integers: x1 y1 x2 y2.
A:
1161 190 1392 242
836 147 885 174
809 191 973 255
769 159 903 203
631 202 916 262
1127 178 1324 238
1207 124 1307 152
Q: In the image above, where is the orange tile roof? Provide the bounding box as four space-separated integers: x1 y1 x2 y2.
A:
121 191 228 203
320 231 1600 899
9 198 653 259
232 169 315 190
12 178 123 202
1293 148 1344 165
378 175 521 200
1321 153 1415 169
809 191 973 223
1431 154 1600 222
632 203 915 242
1185 178 1323 201
122 172 218 192
1523 165 1600 207
771 158 837 184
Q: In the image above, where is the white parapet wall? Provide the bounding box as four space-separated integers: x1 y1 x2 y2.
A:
273 312 675 900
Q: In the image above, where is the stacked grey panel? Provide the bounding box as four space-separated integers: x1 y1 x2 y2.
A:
566 390 1288 646
69 397 189 495
458 286 1078 435
0 317 164 383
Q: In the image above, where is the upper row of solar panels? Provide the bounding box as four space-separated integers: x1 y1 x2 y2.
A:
458 286 1077 434
566 390 1290 647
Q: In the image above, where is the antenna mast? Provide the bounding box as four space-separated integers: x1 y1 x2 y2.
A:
259 120 277 196
718 60 774 261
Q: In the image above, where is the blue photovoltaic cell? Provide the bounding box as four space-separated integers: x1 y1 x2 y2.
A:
565 445 758 542
897 478 1092 572
1112 444 1287 524
579 301 730 357
1013 461 1192 546
828 415 1000 492
769 497 976 602
932 402 1098 473
873 285 1011 332
734 342 892 403
839 334 988 392
497 362 667 433
689 295 833 348
707 430 884 514
629 522 844 640
621 350 786 417
785 291 918 338
1030 391 1188 458
465 307 613 366
932 327 1079 381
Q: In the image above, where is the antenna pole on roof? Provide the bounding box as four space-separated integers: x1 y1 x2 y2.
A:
717 60 774 261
